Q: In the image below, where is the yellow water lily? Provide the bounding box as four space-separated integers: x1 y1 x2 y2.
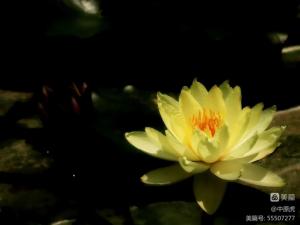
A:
125 80 285 214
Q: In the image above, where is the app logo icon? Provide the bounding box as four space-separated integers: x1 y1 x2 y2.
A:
270 193 280 202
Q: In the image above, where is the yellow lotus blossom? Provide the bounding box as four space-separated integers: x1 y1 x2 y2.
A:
125 80 285 214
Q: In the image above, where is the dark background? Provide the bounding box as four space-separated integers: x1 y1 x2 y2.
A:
1 0 300 109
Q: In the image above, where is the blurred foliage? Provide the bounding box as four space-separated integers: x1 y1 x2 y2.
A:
0 139 51 174
47 0 103 37
51 220 76 225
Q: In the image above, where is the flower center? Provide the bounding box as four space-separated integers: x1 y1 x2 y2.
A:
191 109 222 137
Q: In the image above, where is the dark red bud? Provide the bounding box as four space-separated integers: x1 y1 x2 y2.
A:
71 97 81 113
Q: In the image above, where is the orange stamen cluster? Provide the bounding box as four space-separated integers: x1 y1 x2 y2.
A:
191 109 222 137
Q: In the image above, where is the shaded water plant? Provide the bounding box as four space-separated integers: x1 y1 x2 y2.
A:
125 80 285 215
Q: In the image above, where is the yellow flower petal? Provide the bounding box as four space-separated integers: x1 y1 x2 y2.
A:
125 131 157 151
193 130 219 163
178 156 209 173
157 92 186 142
179 88 203 129
245 126 285 158
196 125 229 163
240 103 264 141
193 172 227 215
210 163 240 180
224 86 242 126
144 127 164 144
225 134 258 159
190 81 225 115
141 164 192 185
190 79 209 105
256 106 276 133
239 164 285 187
225 107 251 153
157 91 179 107
219 80 232 99
145 127 182 158
191 129 203 149
206 85 226 115
213 124 230 150
125 131 177 161
165 130 199 160
210 154 257 180
250 142 281 162
199 142 219 163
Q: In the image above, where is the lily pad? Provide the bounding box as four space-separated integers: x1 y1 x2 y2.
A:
130 201 202 225
0 90 32 116
16 117 43 129
0 183 57 216
271 106 300 136
0 139 51 174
